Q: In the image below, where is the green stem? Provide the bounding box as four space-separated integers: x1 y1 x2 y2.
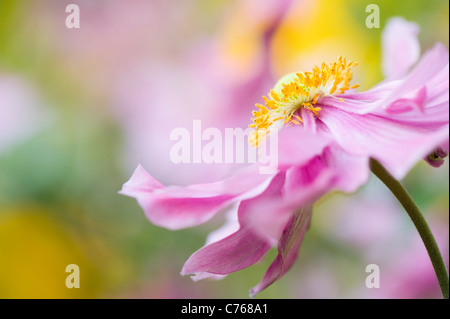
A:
370 158 449 299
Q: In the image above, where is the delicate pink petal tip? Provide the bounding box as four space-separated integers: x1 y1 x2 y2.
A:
180 227 271 278
119 164 164 196
190 272 227 282
382 17 420 79
250 207 312 297
188 205 240 282
181 173 286 279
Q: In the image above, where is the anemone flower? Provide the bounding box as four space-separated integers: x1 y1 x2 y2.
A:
248 20 448 180
120 17 449 297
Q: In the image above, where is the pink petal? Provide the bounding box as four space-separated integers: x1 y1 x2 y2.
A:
119 164 274 230
378 42 449 112
320 43 448 117
181 227 270 278
243 155 334 244
318 81 398 115
376 97 448 125
384 86 427 114
250 207 312 297
193 205 241 281
264 125 332 170
244 145 369 244
382 17 420 79
319 107 449 180
180 173 286 278
120 164 164 194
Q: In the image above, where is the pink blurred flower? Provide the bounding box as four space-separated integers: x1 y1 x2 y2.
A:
354 216 449 299
114 0 293 185
36 0 295 185
121 18 448 296
0 74 49 154
375 220 449 299
382 17 421 80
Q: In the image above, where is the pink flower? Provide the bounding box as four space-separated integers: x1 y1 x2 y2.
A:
120 18 448 296
121 129 368 295
0 74 49 155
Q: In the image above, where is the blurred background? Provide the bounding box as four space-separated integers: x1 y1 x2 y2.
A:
0 0 448 298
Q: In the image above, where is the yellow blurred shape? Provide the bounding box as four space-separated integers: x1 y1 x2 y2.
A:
215 1 279 81
271 0 382 89
0 206 100 298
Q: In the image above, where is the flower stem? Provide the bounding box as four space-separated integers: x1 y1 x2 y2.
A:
370 158 449 299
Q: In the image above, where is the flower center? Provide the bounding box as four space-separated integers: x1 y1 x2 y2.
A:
249 57 359 146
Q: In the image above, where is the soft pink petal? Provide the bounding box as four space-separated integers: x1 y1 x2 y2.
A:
192 205 241 281
181 227 270 278
119 164 274 230
319 43 448 117
420 63 449 105
180 173 286 277
250 207 312 297
300 107 319 133
318 80 398 115
377 42 449 112
262 125 332 170
246 154 334 243
375 97 448 125
384 86 427 114
120 164 164 194
244 145 369 244
382 17 420 79
319 107 449 180
320 47 449 177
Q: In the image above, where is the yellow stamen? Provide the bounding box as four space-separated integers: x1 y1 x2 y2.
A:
295 115 304 123
249 57 359 146
312 93 319 104
270 90 280 102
